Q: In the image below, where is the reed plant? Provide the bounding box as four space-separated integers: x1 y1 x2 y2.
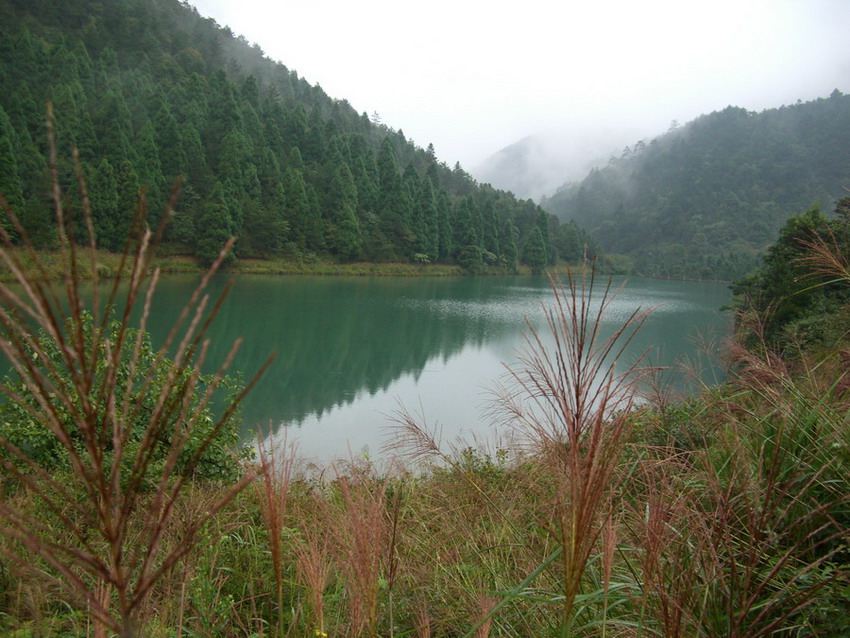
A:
332 463 388 637
255 433 297 635
0 107 269 637
488 270 651 634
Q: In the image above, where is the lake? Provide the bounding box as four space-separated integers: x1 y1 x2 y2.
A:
131 273 732 462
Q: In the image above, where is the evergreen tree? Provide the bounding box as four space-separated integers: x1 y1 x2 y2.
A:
239 198 288 257
377 137 413 258
436 189 452 261
282 164 319 251
415 179 439 262
0 107 24 213
204 70 241 164
257 146 286 214
113 159 140 249
453 197 483 272
87 158 119 250
134 120 166 220
195 182 236 266
480 199 500 256
351 153 379 218
522 226 548 274
501 218 519 270
326 163 362 260
92 89 133 165
153 99 188 180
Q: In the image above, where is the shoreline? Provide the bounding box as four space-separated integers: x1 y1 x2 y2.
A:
1 247 730 284
0 248 593 281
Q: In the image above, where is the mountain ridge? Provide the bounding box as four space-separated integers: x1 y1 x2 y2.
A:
541 92 850 279
0 0 597 271
471 127 642 202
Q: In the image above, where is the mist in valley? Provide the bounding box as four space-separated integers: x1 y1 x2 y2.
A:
471 126 647 201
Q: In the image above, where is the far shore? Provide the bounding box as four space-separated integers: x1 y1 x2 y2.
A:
0 247 594 282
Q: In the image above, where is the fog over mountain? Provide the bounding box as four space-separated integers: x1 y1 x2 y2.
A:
190 0 850 171
472 127 644 202
541 91 850 280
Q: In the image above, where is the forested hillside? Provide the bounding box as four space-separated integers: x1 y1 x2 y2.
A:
0 0 596 271
543 93 850 279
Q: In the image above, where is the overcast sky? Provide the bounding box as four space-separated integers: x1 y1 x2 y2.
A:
189 0 850 169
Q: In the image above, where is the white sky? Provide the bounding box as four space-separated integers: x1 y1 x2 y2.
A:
189 0 850 169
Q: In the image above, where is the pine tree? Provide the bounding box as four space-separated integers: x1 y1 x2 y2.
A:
195 182 236 266
134 120 166 222
326 162 361 260
0 106 24 213
522 226 548 274
113 159 140 250
501 218 519 270
204 70 241 165
92 88 133 165
153 99 188 180
436 189 452 261
282 165 313 250
453 197 483 272
414 179 438 261
87 158 119 250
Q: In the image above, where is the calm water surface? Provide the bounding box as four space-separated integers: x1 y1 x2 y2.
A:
133 274 732 462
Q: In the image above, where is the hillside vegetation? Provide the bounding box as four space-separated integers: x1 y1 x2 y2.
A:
543 93 850 279
0 0 596 272
0 151 848 634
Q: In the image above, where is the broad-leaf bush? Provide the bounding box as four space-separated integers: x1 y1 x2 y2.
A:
0 313 248 483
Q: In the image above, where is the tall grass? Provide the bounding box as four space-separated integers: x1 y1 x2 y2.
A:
0 107 269 637
490 270 651 633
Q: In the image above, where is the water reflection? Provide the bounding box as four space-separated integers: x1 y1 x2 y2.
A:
4 274 732 461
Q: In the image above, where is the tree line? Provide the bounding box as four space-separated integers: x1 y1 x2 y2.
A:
543 92 850 279
0 0 597 271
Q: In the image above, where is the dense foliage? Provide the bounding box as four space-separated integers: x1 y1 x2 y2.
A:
543 93 850 279
731 198 850 349
0 0 597 270
0 313 247 482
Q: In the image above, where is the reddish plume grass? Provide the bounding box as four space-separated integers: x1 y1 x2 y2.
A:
795 225 850 286
255 433 297 634
492 270 652 629
332 463 388 637
0 107 270 637
293 495 333 637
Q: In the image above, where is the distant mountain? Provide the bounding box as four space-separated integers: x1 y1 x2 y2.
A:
472 129 639 202
542 92 850 279
0 0 596 271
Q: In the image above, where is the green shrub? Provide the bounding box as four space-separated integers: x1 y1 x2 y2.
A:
0 312 248 484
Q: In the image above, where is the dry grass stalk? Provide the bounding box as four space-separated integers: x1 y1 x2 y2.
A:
414 603 432 638
472 595 497 637
795 226 850 285
255 432 297 635
333 464 388 637
493 270 651 627
0 107 269 636
293 499 332 637
626 456 710 637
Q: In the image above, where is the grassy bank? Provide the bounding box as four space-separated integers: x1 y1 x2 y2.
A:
3 342 848 636
1 248 599 281
0 248 465 281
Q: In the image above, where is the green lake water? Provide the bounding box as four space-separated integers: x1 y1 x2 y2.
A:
129 274 732 462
